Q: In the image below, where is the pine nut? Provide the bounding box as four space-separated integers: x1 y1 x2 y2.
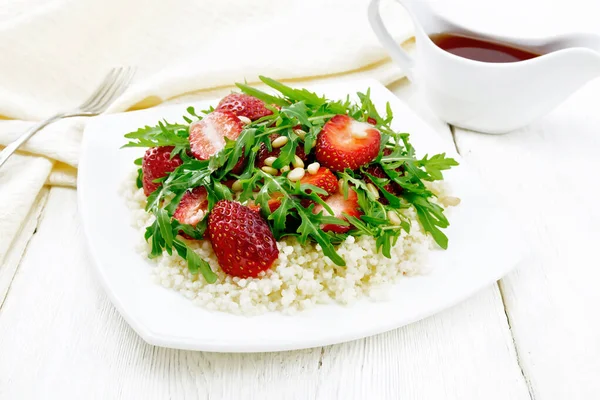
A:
231 180 243 192
366 183 380 199
440 196 461 207
271 136 289 148
292 155 304 169
288 167 306 182
261 166 278 175
280 165 290 173
238 116 251 125
307 162 320 175
264 156 277 166
294 129 307 140
387 210 402 226
338 179 345 193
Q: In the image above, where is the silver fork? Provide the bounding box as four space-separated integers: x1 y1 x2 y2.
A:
0 67 135 168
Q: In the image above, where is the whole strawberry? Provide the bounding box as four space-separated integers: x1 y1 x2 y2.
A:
315 115 381 172
142 146 182 196
208 200 279 278
216 93 273 121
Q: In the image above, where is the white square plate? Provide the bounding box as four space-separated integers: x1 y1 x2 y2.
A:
78 79 523 352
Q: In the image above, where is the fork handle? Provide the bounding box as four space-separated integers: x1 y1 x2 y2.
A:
0 113 66 168
0 112 96 169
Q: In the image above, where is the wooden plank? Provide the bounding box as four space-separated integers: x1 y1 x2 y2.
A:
0 187 48 309
452 79 600 399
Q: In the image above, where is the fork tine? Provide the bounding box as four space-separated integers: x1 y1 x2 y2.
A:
82 67 130 112
87 67 135 112
84 68 128 111
78 68 121 110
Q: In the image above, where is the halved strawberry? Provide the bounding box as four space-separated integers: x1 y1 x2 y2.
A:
189 110 243 160
299 167 338 198
142 146 183 196
216 93 273 121
312 188 361 233
173 187 209 227
256 136 308 167
315 115 381 172
208 200 279 278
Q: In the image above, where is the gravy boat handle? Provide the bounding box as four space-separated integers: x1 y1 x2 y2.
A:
368 0 416 79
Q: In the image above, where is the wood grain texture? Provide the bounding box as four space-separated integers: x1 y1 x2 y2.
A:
0 186 48 309
0 100 530 400
453 80 600 400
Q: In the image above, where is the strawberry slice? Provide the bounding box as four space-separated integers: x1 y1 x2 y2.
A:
247 193 284 214
142 146 182 196
189 110 243 160
216 93 273 121
173 187 209 227
246 193 283 214
299 167 338 198
208 200 279 278
315 115 381 172
312 188 361 233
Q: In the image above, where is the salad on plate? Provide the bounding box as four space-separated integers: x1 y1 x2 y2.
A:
121 77 459 314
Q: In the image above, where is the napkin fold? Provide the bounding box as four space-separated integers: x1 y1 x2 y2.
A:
0 0 413 269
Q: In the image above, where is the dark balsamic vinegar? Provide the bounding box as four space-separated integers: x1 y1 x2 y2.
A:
429 33 541 63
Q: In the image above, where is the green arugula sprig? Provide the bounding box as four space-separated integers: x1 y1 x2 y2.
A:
123 121 189 153
123 76 458 282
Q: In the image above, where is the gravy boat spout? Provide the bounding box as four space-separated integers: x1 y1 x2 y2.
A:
369 0 600 133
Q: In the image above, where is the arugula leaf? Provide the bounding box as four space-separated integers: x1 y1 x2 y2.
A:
296 207 345 266
186 106 202 120
406 194 449 249
280 102 311 126
235 82 289 107
272 135 298 169
303 125 320 154
259 76 327 107
419 153 459 180
384 102 394 125
135 167 143 189
172 239 217 282
157 209 174 250
122 121 189 150
357 89 384 123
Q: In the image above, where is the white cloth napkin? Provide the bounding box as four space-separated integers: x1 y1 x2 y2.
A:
0 0 413 269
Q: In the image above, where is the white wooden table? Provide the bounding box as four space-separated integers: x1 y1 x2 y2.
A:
3 1 600 395
1 75 599 399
